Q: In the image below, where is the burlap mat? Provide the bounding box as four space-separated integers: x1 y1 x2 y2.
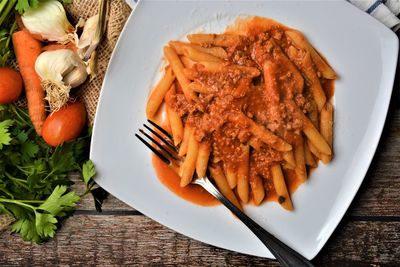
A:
68 0 132 125
0 0 132 231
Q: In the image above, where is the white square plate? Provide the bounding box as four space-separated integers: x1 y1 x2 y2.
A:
90 0 398 259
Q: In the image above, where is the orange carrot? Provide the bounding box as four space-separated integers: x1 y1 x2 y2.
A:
12 31 46 135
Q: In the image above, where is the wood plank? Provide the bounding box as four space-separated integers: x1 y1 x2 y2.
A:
0 215 398 265
349 106 400 216
70 174 133 211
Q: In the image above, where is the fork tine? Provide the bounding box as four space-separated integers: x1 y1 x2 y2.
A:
135 133 171 165
147 119 173 140
143 124 177 152
139 129 178 161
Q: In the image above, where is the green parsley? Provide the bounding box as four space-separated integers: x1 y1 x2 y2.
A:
0 104 103 243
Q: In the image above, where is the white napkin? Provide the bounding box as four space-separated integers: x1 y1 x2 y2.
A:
349 0 400 31
125 0 400 31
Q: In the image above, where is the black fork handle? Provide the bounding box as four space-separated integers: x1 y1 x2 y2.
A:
196 177 314 267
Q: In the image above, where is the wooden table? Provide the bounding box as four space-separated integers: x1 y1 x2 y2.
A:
1 38 400 267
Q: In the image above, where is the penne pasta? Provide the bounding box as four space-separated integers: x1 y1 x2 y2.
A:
181 45 223 63
198 61 260 77
188 82 211 94
303 120 331 156
303 119 331 156
248 137 263 151
250 174 265 206
268 39 304 94
180 56 196 69
263 61 280 103
282 151 296 169
304 141 317 167
291 100 331 155
180 133 199 187
192 44 228 59
182 68 197 80
232 113 292 152
308 101 319 129
188 33 242 47
178 125 192 157
164 46 196 101
287 46 326 111
168 41 186 54
165 85 184 145
225 163 238 189
320 102 333 164
307 140 322 160
286 30 337 79
270 163 293 211
146 67 175 119
210 165 243 211
237 145 250 203
196 142 211 178
294 135 307 182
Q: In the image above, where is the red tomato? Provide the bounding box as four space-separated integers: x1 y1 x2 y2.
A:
42 102 87 147
0 67 23 104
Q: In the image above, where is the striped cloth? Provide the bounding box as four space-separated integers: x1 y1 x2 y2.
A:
126 0 400 32
349 0 400 31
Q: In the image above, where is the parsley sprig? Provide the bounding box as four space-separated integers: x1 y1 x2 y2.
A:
0 104 102 243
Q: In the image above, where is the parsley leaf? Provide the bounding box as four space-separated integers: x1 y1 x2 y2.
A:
35 212 57 238
12 218 41 243
82 160 96 186
0 119 13 149
15 0 36 14
38 185 80 216
21 141 39 161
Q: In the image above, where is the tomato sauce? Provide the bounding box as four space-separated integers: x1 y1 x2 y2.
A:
152 155 218 206
151 16 335 208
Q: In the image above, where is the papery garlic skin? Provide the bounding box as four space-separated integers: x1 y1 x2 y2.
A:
35 49 88 111
77 15 99 53
22 0 74 43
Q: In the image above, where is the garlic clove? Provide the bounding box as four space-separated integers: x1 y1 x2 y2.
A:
78 15 99 51
64 63 88 88
22 0 74 43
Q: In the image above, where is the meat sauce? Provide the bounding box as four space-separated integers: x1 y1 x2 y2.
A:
152 17 334 206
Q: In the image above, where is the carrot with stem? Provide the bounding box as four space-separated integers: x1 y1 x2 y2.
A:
12 30 46 135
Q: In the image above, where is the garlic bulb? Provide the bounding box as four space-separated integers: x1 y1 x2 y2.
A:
35 49 88 111
22 0 74 43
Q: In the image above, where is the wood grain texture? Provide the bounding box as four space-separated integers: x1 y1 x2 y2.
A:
0 215 399 266
349 107 400 216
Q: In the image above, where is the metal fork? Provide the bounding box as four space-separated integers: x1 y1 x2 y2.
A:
135 119 314 267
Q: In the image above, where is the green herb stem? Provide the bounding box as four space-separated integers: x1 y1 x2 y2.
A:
0 0 17 26
0 198 37 211
4 172 29 190
5 172 27 184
